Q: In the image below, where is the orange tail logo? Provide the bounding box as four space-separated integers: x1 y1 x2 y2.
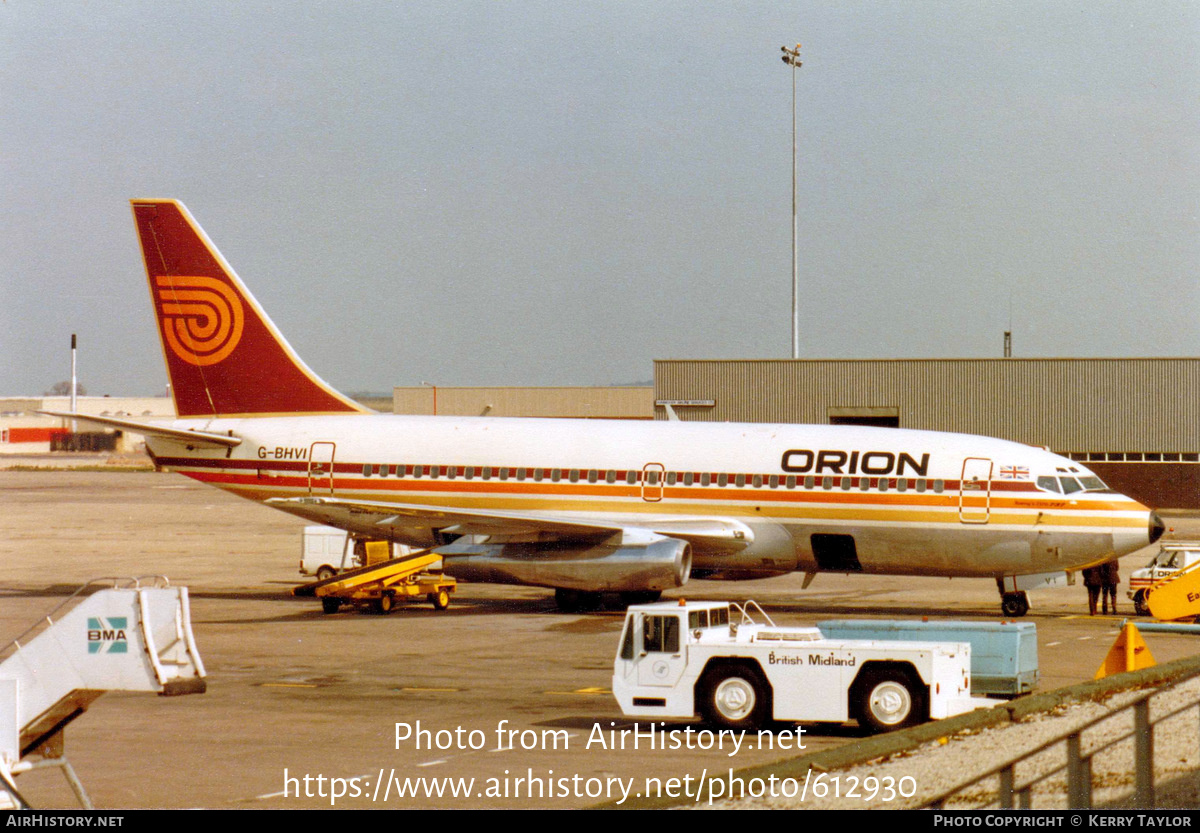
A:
156 275 245 366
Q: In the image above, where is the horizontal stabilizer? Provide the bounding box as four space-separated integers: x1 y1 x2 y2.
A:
37 411 242 448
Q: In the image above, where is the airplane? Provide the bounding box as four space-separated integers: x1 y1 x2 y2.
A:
46 199 1165 615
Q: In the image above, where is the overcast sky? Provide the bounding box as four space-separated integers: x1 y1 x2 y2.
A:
2 2 1197 397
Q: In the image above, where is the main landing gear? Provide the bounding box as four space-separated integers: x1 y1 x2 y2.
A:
554 588 662 612
996 579 1030 617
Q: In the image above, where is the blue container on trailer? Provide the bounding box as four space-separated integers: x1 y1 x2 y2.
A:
816 619 1038 697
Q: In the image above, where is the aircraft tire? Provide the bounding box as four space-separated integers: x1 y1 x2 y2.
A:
1001 591 1029 617
555 589 603 613
618 590 663 607
699 663 770 731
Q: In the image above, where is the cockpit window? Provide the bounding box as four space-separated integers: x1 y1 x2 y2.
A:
1058 475 1111 494
1037 476 1061 493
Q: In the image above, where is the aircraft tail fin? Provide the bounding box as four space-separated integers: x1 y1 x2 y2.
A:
131 199 369 418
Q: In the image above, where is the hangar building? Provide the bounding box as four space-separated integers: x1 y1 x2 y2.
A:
393 386 653 419
653 358 1200 510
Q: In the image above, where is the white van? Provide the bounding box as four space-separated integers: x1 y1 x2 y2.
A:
299 526 415 581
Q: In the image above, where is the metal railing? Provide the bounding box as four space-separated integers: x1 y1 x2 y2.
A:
922 667 1200 809
0 576 170 662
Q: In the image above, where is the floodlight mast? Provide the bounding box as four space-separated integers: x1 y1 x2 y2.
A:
780 43 802 360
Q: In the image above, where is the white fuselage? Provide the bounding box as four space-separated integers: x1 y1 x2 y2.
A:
145 414 1157 582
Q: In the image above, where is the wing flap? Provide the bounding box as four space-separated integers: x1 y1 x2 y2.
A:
267 496 619 539
265 496 753 552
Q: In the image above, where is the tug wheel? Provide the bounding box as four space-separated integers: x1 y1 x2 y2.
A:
699 664 770 731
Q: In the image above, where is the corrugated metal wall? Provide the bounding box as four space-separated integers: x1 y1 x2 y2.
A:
653 359 1200 452
394 386 654 419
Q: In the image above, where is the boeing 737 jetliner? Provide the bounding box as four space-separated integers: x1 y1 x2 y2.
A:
48 200 1164 614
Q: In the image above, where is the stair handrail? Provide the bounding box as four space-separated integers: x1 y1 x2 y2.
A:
0 576 171 662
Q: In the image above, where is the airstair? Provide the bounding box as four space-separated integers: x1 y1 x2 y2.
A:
0 577 206 809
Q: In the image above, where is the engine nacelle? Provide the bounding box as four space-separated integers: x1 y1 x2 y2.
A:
435 533 692 592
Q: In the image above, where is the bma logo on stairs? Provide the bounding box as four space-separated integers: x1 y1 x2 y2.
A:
87 617 128 654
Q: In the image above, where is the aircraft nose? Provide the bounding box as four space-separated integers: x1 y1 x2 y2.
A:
1149 511 1165 545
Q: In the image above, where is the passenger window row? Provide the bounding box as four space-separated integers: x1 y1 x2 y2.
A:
357 463 947 493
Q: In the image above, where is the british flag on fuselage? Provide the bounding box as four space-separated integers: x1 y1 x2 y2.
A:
42 200 1165 615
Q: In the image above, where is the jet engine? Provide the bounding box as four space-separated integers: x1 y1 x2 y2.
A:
434 531 692 593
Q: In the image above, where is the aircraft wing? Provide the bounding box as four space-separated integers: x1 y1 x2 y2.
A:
265 496 753 553
37 411 242 449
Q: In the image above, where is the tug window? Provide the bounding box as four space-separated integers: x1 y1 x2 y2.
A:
642 615 680 654
619 619 635 660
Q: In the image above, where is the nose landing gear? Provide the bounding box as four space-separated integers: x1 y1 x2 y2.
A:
997 578 1030 617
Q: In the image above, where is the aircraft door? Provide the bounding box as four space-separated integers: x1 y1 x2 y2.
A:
308 442 337 496
635 612 687 688
958 457 992 524
641 463 665 502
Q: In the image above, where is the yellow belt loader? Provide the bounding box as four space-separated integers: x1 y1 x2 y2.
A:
293 544 456 614
1145 559 1200 622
